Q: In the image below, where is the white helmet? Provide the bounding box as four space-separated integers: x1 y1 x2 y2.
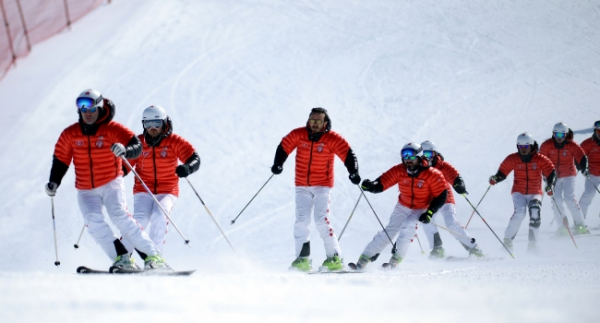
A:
553 122 568 135
400 142 423 159
142 105 167 121
76 89 103 110
420 140 438 152
516 132 535 146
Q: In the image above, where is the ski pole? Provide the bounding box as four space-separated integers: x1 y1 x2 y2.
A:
414 233 425 254
50 197 60 266
74 224 85 249
358 186 397 253
121 157 191 246
550 194 578 249
461 193 515 258
231 174 274 225
465 185 491 229
430 221 476 243
185 178 236 252
338 193 362 241
586 174 600 194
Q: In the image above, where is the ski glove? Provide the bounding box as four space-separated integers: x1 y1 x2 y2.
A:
361 179 375 191
271 164 283 175
175 164 191 178
111 143 126 157
545 185 554 196
453 177 467 195
45 182 58 197
582 168 590 177
419 210 433 223
489 175 499 186
349 172 361 185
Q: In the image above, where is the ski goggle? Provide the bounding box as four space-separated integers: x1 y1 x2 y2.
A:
594 121 600 129
143 119 163 129
423 150 435 159
76 97 101 112
554 132 566 139
517 145 530 149
401 148 419 160
308 119 324 125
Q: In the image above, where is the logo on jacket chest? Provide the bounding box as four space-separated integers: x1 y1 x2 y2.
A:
76 140 84 147
95 136 104 148
316 143 325 153
416 180 424 188
531 163 537 170
160 147 168 158
142 151 150 158
561 150 568 157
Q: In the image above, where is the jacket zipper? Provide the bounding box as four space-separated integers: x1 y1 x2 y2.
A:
307 141 314 186
88 136 95 188
410 177 415 208
152 146 157 194
525 160 529 194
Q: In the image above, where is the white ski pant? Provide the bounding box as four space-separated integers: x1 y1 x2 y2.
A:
121 193 177 254
579 175 600 218
422 203 477 250
361 203 422 261
550 176 585 226
504 192 542 241
77 177 159 260
294 186 341 258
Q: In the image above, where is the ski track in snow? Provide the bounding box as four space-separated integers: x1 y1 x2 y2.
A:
1 0 600 322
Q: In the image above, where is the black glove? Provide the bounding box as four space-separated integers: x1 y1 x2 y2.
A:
419 210 433 223
545 184 554 196
349 173 361 185
175 164 191 178
582 168 590 177
45 182 58 197
361 179 375 191
453 182 467 195
271 164 283 175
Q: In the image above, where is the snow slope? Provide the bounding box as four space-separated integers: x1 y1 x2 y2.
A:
1 0 600 322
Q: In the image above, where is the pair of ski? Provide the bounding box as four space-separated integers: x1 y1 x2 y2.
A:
77 266 195 276
345 255 505 271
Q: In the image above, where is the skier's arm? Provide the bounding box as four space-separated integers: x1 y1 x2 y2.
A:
452 175 467 194
271 143 288 174
176 152 200 178
49 156 69 188
427 189 448 215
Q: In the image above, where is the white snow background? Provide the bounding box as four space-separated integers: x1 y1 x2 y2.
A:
1 1 600 322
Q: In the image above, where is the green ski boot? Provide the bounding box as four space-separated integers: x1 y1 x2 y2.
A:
428 246 445 259
290 257 312 272
468 246 484 258
574 224 589 235
321 255 343 271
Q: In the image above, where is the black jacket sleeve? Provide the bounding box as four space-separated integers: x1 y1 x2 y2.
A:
49 156 69 187
546 169 557 187
183 152 201 175
452 176 467 194
124 136 142 159
427 189 448 214
343 148 359 175
575 155 588 172
273 143 289 166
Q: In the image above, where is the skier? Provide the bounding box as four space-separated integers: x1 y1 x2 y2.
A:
489 132 556 253
419 140 483 259
579 120 600 219
270 107 361 272
351 142 448 270
45 89 167 270
122 105 200 260
539 122 589 235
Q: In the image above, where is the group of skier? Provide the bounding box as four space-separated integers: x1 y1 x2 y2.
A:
45 89 599 272
45 89 199 271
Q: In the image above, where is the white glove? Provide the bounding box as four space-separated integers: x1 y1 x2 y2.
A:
111 143 126 157
45 182 58 196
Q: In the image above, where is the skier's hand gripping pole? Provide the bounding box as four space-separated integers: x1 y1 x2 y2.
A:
121 157 191 247
461 193 515 258
185 178 236 252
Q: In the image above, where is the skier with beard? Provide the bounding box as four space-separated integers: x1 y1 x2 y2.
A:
419 140 483 259
121 105 200 264
349 142 447 270
45 89 167 270
270 107 361 272
489 132 556 253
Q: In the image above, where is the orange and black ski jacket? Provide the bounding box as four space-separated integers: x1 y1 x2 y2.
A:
581 134 600 176
539 134 586 178
430 155 460 205
274 127 358 187
494 152 555 195
378 162 448 212
127 133 198 196
49 99 141 190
